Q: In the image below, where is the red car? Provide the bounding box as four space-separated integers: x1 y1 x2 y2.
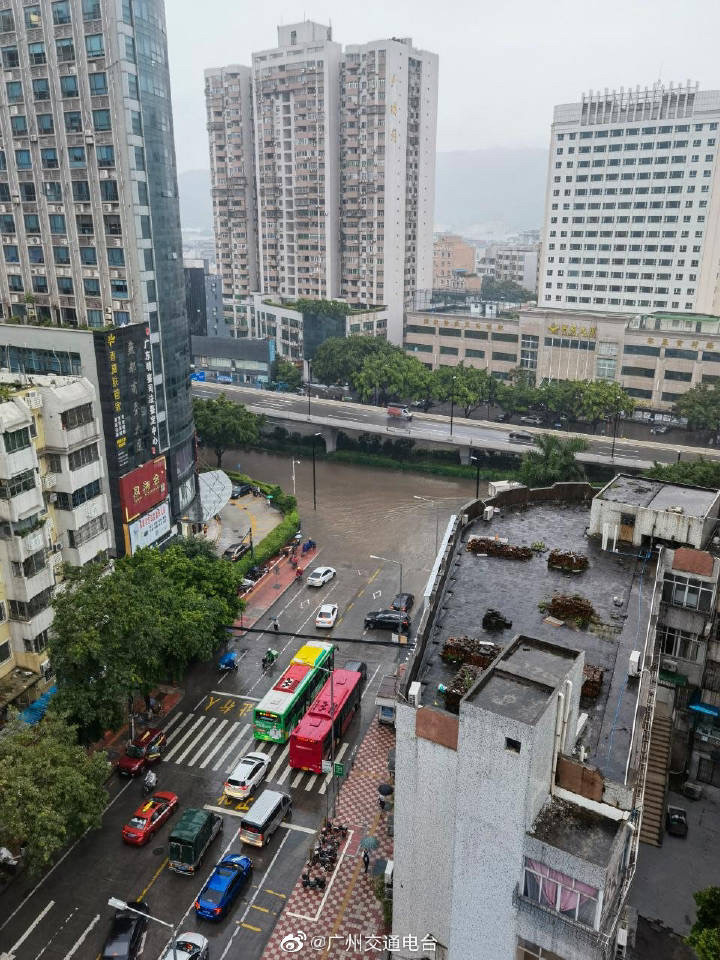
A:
116 727 166 776
122 792 178 846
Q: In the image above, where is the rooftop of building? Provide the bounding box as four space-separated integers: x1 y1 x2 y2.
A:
530 795 620 867
191 335 271 363
412 498 653 783
596 474 718 518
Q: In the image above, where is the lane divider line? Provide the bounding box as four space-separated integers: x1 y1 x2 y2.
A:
9 899 55 954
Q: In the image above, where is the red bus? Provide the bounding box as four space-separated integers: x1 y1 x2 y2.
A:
289 669 362 773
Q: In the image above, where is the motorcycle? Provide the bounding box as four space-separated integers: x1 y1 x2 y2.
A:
218 651 239 673
302 870 326 890
262 648 278 671
142 769 157 795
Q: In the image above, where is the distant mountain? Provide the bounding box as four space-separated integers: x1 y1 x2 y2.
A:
178 147 550 239
178 169 212 231
435 148 549 238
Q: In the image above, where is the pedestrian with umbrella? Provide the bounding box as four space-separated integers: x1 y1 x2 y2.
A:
362 849 370 874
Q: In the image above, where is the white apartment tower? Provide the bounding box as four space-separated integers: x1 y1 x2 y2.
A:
539 82 720 316
341 39 437 335
205 23 438 345
204 65 258 329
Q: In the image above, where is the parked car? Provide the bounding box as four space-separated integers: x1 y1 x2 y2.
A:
520 415 543 426
116 728 166 777
364 609 411 633
496 412 512 422
344 660 367 685
230 483 252 499
101 901 149 960
650 425 669 435
224 752 271 800
159 933 209 960
306 566 336 587
508 431 535 444
391 592 415 613
122 792 178 846
194 854 253 920
315 603 339 628
666 805 688 837
223 542 251 562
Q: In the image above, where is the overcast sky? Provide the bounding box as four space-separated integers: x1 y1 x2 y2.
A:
166 0 720 173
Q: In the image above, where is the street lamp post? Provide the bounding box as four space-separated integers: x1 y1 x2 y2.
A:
369 554 402 595
470 454 481 500
291 458 301 497
414 495 439 555
610 412 619 460
311 433 322 511
307 359 313 418
107 898 179 960
449 374 457 437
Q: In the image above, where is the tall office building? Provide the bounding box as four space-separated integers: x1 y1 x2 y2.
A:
0 0 196 545
539 82 720 316
205 23 438 345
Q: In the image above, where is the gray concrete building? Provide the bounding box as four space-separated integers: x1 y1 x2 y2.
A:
391 477 720 959
0 0 196 527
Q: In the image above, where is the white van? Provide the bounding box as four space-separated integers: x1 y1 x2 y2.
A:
239 789 292 847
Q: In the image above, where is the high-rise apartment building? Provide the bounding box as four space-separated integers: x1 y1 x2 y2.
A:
0 0 196 533
433 233 477 289
205 23 438 345
539 82 720 316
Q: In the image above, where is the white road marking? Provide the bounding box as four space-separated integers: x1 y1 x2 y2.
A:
198 721 237 770
304 771 319 792
163 712 194 744
209 690 259 701
185 718 228 767
267 744 290 780
161 710 185 734
287 831 353 924
32 906 77 960
212 724 249 771
318 742 349 795
173 717 218 765
291 771 304 788
61 914 100 959
163 715 206 761
219 831 291 960
361 664 383 701
9 900 55 954
276 762 292 785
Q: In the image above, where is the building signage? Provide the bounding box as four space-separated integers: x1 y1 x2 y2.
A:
126 500 171 554
118 456 168 523
548 324 597 337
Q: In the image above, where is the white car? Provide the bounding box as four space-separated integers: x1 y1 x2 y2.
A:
306 566 336 587
224 751 271 799
160 933 209 960
315 603 339 628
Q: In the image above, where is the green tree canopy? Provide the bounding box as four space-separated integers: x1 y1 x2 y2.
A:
646 458 720 488
193 394 262 467
480 277 535 302
673 382 720 433
518 433 588 488
272 356 302 389
311 335 399 385
352 351 431 405
580 380 636 431
0 710 109 874
688 887 720 960
432 364 494 418
538 380 587 422
50 539 243 740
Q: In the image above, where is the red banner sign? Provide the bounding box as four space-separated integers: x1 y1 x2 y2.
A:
118 457 167 523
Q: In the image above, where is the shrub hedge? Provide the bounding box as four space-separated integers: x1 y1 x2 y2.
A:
223 469 300 577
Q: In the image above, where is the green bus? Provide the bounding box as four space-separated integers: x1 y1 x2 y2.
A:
253 641 334 742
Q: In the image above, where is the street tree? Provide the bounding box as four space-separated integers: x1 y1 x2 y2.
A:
272 356 301 390
192 395 262 467
687 887 720 960
0 710 109 875
497 377 539 416
480 277 535 302
432 363 493 418
352 351 430 405
538 380 586 423
647 458 720 488
580 380 636 433
311 335 397 385
518 434 588 488
673 382 720 436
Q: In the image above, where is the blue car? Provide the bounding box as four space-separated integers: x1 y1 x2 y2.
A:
194 855 253 920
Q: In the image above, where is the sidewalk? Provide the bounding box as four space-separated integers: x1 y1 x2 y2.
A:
262 718 395 959
235 546 318 630
92 684 185 767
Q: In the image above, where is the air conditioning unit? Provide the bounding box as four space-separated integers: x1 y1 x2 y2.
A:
408 680 421 707
662 658 678 673
628 650 641 677
41 473 56 490
483 505 494 521
29 134 37 143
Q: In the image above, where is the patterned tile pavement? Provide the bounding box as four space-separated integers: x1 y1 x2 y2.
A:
262 719 396 959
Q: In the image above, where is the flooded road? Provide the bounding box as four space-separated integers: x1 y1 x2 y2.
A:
211 448 479 597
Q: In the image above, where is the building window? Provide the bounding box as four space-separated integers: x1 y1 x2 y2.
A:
60 75 79 98
20 183 36 202
55 478 101 510
87 309 103 328
10 115 27 136
89 71 108 96
12 548 46 579
111 280 128 299
439 327 462 338
76 215 93 235
523 858 599 928
99 179 118 202
516 938 567 960
0 215 16 234
44 182 61 202
37 113 54 135
68 513 107 548
4 427 31 454
465 349 485 359
1 46 19 70
96 145 115 167
664 369 692 382
49 214 66 234
68 442 98 471
33 78 50 101
57 277 74 295
52 1 71 25
24 630 49 655
9 587 53 621
61 403 93 431
492 352 517 363
107 246 124 266
657 624 701 663
53 246 70 265
0 639 9 664
80 247 97 266
85 34 104 58
32 276 48 294
6 81 22 104
15 150 31 170
92 109 111 131
55 38 75 62
0 11 14 31
82 0 101 20
662 573 714 612
68 146 86 168
41 148 58 169
72 180 90 202
0 469 36 500
595 356 616 380
24 214 40 234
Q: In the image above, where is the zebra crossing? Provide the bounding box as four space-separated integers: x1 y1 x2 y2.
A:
160 709 347 795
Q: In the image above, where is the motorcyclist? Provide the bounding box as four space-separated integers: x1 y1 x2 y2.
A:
143 768 157 794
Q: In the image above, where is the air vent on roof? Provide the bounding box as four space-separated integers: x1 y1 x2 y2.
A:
667 505 684 514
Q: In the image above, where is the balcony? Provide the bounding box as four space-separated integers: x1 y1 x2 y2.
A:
0 486 45 524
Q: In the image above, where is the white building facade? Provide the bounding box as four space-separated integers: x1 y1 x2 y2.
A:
539 83 720 316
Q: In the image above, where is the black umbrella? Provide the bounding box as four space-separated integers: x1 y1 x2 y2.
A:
378 783 394 796
359 835 379 850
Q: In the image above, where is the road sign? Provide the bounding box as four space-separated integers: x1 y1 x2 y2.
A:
322 760 332 773
334 762 345 777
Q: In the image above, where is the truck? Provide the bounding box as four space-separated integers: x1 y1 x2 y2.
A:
168 808 223 875
387 405 412 421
